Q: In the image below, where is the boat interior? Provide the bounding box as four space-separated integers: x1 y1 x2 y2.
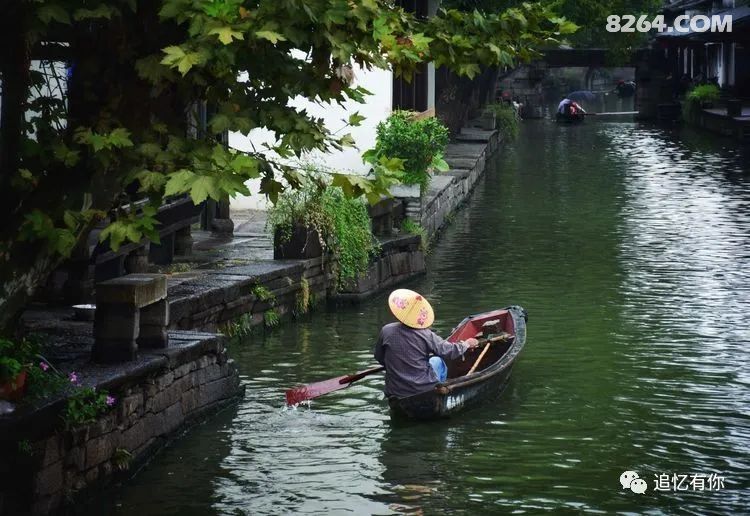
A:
444 309 516 379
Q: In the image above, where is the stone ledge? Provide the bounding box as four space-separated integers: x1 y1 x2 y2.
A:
0 331 226 441
0 329 242 516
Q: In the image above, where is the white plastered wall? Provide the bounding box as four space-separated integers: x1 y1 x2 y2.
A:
229 64 393 211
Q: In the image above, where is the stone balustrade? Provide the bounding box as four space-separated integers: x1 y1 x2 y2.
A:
93 274 169 363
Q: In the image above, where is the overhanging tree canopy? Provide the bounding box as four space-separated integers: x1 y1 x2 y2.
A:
0 0 575 333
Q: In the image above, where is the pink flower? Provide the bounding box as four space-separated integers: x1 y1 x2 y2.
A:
39 362 49 372
392 296 408 309
68 371 79 384
416 307 428 326
105 395 116 407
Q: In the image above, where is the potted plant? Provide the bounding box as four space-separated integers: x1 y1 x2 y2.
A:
267 179 328 259
682 84 721 122
0 338 33 401
267 176 379 287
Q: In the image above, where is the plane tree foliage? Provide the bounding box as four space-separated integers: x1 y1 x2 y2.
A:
447 0 662 58
0 0 575 333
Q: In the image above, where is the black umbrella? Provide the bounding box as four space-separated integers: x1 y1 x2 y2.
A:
566 90 596 103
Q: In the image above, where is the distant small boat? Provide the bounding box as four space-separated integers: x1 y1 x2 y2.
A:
388 305 527 420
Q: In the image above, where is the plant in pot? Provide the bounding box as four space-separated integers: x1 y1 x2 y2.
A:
484 103 520 140
267 176 330 260
0 338 35 401
682 84 721 122
267 175 379 288
369 111 450 198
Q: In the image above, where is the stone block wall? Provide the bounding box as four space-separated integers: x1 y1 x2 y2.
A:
168 257 334 331
334 235 426 302
0 333 242 515
421 131 500 239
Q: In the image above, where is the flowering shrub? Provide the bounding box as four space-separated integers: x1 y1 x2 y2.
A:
61 370 116 428
1 339 116 427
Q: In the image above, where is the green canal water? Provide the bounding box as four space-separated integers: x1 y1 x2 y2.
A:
87 120 750 514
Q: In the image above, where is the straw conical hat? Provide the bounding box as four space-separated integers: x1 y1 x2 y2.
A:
388 289 435 329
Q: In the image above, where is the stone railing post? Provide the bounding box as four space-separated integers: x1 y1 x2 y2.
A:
93 274 169 363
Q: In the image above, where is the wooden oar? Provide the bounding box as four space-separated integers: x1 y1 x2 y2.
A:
585 111 638 116
466 333 512 376
285 365 385 406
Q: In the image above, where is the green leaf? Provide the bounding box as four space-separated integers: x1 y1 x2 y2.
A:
36 4 71 25
230 154 260 177
160 46 205 76
362 148 378 164
209 113 232 134
189 176 222 204
108 128 133 148
73 5 118 21
432 156 449 172
52 143 80 167
347 112 366 127
63 211 78 230
209 27 245 45
99 222 131 251
54 230 77 257
338 133 356 148
164 169 197 197
135 171 167 192
260 176 285 204
255 30 286 44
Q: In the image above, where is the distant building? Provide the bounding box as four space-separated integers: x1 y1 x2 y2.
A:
657 0 750 96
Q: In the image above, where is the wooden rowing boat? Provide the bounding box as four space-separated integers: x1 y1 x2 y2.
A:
555 112 585 123
388 305 527 420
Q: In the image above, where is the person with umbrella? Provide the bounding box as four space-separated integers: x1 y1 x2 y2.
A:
557 97 586 121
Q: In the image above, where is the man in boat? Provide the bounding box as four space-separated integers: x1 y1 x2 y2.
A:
374 289 479 398
614 79 636 99
557 97 573 116
557 98 586 120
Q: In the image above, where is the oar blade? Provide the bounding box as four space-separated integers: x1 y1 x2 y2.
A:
285 375 351 405
285 365 385 406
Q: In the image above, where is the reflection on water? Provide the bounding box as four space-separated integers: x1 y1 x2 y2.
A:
84 120 750 515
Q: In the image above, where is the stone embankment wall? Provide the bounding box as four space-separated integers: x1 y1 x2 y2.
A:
168 258 334 332
335 235 425 302
0 333 241 515
421 132 500 238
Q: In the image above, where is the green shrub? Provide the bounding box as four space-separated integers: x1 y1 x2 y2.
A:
401 219 428 252
682 84 720 122
220 313 254 338
372 111 450 188
484 103 519 140
295 277 311 316
263 309 280 327
251 285 275 303
321 188 378 285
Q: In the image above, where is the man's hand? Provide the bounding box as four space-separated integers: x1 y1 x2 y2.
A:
464 338 479 350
